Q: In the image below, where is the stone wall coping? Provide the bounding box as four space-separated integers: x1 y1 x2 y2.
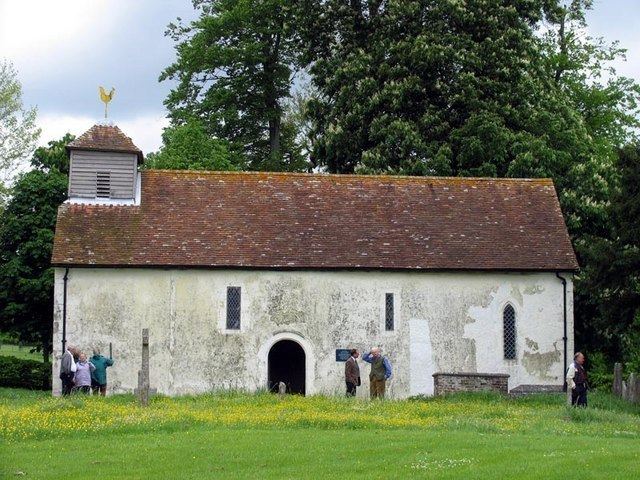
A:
432 372 510 378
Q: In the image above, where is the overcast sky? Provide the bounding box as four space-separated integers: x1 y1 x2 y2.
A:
1 0 639 154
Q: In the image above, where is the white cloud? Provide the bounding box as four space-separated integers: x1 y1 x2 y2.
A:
118 114 169 154
37 112 168 154
0 1 125 73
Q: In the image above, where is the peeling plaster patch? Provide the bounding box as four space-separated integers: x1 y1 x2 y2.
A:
79 290 128 337
523 285 545 295
466 281 521 379
462 339 476 371
169 275 176 391
525 338 539 351
407 281 495 374
510 285 523 306
410 319 433 396
202 333 246 389
522 342 561 380
265 278 308 325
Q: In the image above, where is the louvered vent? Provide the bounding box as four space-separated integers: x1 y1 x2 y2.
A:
96 172 111 198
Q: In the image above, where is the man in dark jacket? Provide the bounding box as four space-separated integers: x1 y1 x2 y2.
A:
344 348 360 396
90 347 114 396
59 345 77 396
566 352 588 407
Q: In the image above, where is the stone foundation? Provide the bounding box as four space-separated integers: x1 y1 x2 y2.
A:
433 372 509 395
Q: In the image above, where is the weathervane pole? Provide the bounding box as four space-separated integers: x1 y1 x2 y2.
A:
99 86 116 120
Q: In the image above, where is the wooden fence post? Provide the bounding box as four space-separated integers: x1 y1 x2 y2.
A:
613 363 623 397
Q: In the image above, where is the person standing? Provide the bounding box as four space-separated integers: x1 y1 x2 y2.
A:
73 352 95 394
59 345 77 396
566 352 588 407
345 348 360 397
90 347 114 396
362 347 392 399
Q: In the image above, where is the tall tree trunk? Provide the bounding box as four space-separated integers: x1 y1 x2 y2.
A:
269 115 281 158
264 30 282 161
264 60 281 159
554 10 567 84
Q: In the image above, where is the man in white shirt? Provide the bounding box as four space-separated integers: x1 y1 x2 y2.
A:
566 352 588 407
59 345 77 396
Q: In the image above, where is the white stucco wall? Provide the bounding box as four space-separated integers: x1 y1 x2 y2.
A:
52 268 573 398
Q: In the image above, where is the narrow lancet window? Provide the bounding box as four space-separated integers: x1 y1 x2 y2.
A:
503 304 516 360
385 293 394 331
226 286 241 330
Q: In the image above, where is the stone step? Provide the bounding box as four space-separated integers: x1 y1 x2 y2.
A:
509 384 563 397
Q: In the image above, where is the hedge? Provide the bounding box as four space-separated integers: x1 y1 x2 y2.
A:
0 356 51 390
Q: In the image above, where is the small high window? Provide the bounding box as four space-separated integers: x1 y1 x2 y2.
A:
96 171 111 198
226 286 241 330
503 304 516 360
385 293 394 331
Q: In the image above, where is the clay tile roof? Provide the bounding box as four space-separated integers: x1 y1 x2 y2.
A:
67 124 143 163
51 171 579 271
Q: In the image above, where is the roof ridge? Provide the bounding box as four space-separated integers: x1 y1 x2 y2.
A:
53 167 577 270
144 169 554 184
67 124 143 163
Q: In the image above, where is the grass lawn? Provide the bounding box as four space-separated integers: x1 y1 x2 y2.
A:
1 389 639 479
0 344 45 362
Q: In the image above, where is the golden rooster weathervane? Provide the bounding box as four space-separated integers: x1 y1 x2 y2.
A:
99 86 115 119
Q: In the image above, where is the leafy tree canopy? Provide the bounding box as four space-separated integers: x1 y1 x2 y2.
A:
0 136 71 359
161 0 306 171
157 0 639 363
145 119 238 171
0 60 40 205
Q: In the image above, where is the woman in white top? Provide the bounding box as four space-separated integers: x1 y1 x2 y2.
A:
73 352 95 394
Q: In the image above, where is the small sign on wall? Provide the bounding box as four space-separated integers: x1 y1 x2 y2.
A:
335 349 352 362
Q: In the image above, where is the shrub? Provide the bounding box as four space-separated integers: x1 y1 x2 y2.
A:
587 352 613 392
0 356 51 390
0 331 18 345
622 317 640 376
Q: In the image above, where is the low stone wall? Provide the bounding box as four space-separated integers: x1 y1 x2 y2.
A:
433 372 509 396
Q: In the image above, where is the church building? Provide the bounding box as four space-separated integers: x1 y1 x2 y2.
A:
51 124 578 398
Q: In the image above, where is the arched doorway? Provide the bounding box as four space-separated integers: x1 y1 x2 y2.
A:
268 340 306 395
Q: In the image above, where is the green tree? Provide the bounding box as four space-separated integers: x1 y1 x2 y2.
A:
544 1 639 150
579 144 640 362
145 119 238 171
610 145 640 370
161 0 306 171
0 135 71 360
0 60 40 205
300 0 589 178
282 86 321 172
299 0 640 361
301 0 613 236
542 1 640 358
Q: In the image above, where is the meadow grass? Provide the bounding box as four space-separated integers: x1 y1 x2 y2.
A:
0 388 639 479
0 344 45 362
